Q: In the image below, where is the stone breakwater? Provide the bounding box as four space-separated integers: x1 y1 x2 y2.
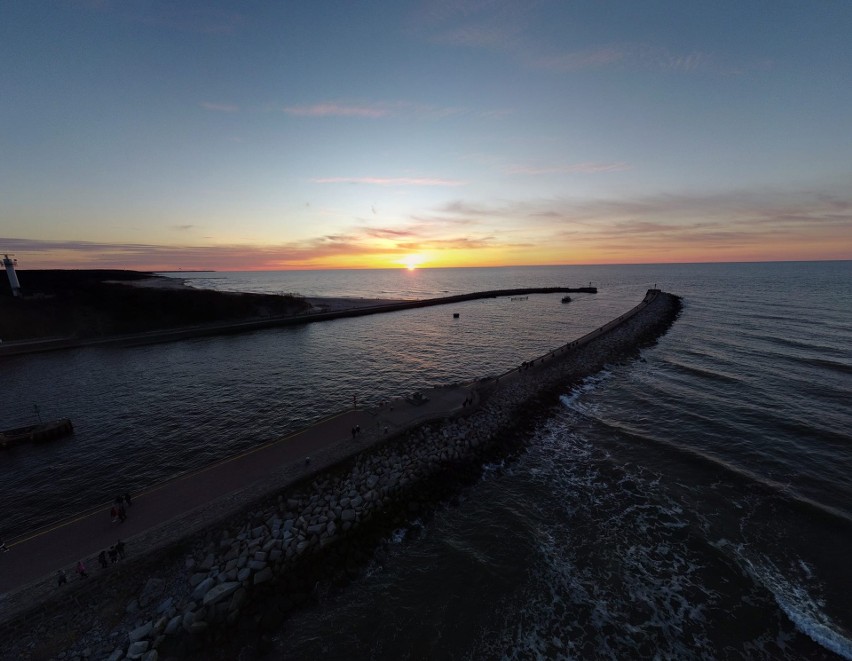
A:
5 291 680 661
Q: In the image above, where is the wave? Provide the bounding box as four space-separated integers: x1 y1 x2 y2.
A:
764 335 849 356
558 369 613 411
559 390 852 530
719 544 852 660
662 358 742 385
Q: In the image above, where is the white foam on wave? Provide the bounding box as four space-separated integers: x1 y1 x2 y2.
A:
558 369 612 413
467 420 724 660
729 549 852 660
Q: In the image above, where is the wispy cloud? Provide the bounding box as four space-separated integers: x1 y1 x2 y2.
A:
282 103 390 118
280 100 469 120
418 2 767 77
6 188 849 270
310 177 465 187
530 48 624 71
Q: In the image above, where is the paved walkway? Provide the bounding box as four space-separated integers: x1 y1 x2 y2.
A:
0 384 475 601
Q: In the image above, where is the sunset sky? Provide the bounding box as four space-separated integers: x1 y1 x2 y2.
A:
2 1 851 270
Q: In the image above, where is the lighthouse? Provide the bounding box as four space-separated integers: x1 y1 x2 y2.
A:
3 254 21 297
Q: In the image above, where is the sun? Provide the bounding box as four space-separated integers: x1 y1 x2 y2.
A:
401 254 425 270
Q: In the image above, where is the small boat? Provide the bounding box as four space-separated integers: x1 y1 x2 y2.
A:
510 296 528 301
0 418 74 449
561 296 572 303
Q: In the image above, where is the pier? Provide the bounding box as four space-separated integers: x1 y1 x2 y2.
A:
0 290 680 659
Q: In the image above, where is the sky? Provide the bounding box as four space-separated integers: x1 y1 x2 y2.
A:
1 1 851 271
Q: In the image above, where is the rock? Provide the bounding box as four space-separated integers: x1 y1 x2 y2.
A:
128 621 153 643
126 640 149 660
189 621 209 635
164 615 182 636
126 598 139 614
200 552 216 570
191 576 216 602
341 509 356 522
253 566 274 585
155 596 174 615
229 586 248 613
181 611 196 632
189 572 208 588
142 650 159 661
237 567 251 583
248 560 267 571
202 581 241 607
105 649 123 661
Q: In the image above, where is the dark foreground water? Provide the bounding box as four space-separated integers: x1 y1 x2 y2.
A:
2 262 850 658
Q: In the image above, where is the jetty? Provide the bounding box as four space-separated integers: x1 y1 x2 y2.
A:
0 287 600 356
0 289 680 660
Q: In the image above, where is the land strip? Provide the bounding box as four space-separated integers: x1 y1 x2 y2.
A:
0 287 592 356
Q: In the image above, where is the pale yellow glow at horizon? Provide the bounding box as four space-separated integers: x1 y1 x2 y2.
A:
400 254 426 270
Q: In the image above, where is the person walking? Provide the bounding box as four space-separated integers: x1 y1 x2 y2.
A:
108 546 118 564
124 492 132 507
118 504 127 523
116 539 126 559
57 569 67 586
76 560 88 578
98 550 108 569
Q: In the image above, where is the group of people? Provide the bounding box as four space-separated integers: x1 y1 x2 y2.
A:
97 539 127 567
110 492 132 523
350 425 362 438
58 539 128 586
54 492 136 586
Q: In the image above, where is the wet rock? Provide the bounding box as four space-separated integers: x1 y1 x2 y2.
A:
164 615 182 636
128 621 153 643
253 567 273 585
188 572 208 588
202 581 241 607
126 640 149 660
191 576 215 602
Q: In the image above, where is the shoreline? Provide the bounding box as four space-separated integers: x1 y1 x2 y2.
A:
0 291 681 659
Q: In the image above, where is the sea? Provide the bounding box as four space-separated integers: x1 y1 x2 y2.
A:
1 261 850 659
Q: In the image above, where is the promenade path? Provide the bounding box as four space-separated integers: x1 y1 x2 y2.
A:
0 383 475 610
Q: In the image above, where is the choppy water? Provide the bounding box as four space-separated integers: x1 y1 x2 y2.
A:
2 261 851 658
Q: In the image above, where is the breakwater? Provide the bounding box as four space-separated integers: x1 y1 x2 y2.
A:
0 287 592 356
1 291 680 660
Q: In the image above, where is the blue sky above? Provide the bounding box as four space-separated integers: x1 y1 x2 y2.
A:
1 0 850 269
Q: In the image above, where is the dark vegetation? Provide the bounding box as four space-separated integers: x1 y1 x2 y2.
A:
0 270 312 341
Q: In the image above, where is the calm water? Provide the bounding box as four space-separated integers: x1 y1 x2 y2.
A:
2 262 851 658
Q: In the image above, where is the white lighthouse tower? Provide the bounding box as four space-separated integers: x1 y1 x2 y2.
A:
3 254 21 297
